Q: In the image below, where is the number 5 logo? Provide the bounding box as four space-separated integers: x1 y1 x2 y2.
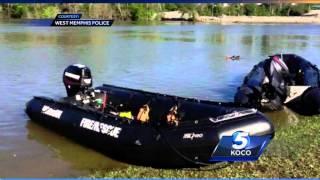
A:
232 131 250 150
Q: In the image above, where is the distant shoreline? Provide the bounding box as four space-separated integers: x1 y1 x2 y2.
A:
196 15 320 24
1 14 320 25
161 10 320 24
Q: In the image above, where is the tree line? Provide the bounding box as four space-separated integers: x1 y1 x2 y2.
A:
0 3 312 21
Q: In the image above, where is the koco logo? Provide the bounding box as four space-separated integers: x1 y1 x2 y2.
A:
231 131 251 156
210 130 272 162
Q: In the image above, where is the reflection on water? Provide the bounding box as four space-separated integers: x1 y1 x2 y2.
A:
26 121 126 172
121 33 196 42
265 107 300 129
1 21 320 177
0 29 107 46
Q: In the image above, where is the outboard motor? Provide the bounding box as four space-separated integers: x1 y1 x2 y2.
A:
63 64 92 97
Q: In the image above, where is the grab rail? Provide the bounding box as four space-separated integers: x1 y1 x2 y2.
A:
209 108 257 123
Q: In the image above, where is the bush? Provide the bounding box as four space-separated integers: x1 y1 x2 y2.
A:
212 4 224 16
195 4 212 16
128 4 156 21
290 4 309 16
256 5 270 16
176 4 195 14
10 4 28 18
41 6 59 18
279 4 309 16
225 5 241 16
164 4 178 11
243 4 256 16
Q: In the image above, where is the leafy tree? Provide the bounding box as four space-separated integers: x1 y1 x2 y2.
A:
10 4 27 18
256 4 270 16
225 5 241 16
128 4 156 21
290 4 309 16
196 4 211 16
164 4 178 11
243 4 256 16
212 4 224 16
41 5 59 18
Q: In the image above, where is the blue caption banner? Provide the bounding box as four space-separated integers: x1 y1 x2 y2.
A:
55 14 82 20
51 14 113 27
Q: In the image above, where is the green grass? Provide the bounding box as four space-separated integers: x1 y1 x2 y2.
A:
91 116 320 178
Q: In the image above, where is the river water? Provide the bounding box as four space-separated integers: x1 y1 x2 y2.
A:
0 21 320 177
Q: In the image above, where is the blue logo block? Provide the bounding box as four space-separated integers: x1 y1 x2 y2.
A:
51 13 113 27
210 131 271 162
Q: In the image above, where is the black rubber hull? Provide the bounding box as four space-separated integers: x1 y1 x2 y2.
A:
26 97 274 168
286 87 320 115
234 54 320 115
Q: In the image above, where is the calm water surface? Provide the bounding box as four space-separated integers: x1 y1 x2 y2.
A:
0 21 320 177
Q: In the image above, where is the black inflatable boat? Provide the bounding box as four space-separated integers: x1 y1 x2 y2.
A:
26 64 274 168
235 54 320 115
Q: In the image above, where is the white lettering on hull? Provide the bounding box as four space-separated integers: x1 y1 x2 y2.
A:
80 118 122 138
183 133 204 140
41 105 63 119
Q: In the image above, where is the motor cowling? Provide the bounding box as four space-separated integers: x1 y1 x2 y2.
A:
63 64 92 97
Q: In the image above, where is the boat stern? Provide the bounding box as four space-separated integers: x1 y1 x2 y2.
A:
209 109 274 162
